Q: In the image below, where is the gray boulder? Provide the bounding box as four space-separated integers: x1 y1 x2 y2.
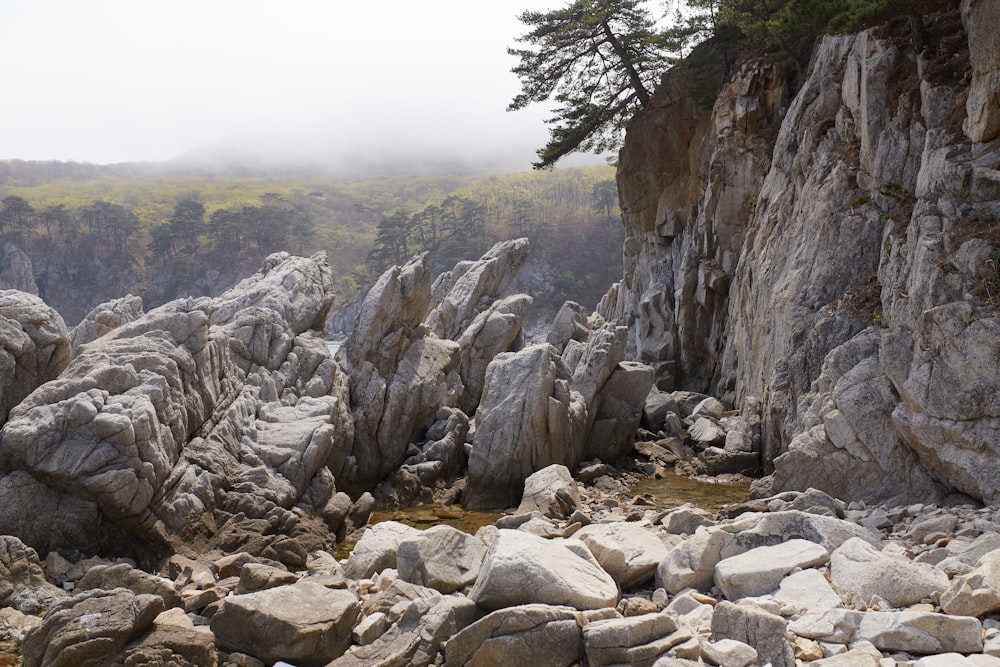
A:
21 588 163 667
445 603 590 667
576 521 671 590
210 581 360 667
829 537 949 608
0 536 65 615
711 600 794 667
470 529 619 611
396 524 488 594
516 464 579 520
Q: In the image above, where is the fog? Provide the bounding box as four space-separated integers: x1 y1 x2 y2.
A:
1 0 586 171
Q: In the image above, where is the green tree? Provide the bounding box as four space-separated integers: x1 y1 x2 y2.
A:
509 0 674 168
0 195 35 236
169 199 205 251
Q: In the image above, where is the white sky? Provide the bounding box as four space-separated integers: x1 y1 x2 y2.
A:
0 1 577 168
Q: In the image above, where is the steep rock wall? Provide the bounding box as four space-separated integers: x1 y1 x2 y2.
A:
617 6 1000 504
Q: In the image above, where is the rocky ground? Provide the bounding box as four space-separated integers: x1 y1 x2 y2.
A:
1 455 1000 667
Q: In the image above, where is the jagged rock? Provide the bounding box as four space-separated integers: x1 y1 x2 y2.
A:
361 579 442 617
444 603 597 667
0 536 65 615
467 320 651 509
711 601 794 667
331 595 479 667
470 529 619 611
335 253 458 493
516 464 580 520
344 521 420 581
0 253 345 558
0 290 72 424
21 588 164 667
582 360 655 461
642 388 679 432
576 521 670 590
829 537 949 608
547 301 592 351
465 344 585 509
396 524 488 594
210 581 360 667
714 539 829 600
69 294 144 351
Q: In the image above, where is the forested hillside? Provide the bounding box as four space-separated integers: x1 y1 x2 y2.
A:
0 161 622 327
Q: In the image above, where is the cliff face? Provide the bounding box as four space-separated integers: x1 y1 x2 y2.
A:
616 2 1000 505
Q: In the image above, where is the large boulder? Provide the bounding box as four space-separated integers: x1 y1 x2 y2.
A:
396 524 488 594
210 581 360 667
21 588 164 667
445 603 593 667
470 529 619 611
0 536 65 615
576 521 671 590
829 537 950 608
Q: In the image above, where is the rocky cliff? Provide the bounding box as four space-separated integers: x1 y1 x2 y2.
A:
613 1 1000 505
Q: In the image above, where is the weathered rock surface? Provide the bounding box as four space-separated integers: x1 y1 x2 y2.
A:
69 294 144 352
714 538 829 600
516 463 580 520
0 290 71 425
0 536 65 615
0 252 349 559
576 521 670 590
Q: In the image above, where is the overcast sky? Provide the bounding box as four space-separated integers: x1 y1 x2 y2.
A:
0 0 588 169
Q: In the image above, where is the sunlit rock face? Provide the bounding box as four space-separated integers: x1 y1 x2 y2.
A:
617 7 1000 505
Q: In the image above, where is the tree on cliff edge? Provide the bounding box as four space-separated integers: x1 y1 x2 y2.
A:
508 0 673 169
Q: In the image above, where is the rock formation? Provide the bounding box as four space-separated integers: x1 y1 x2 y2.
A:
615 4 1000 505
0 252 350 560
